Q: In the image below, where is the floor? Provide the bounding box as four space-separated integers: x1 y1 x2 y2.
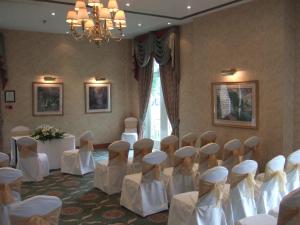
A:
21 150 169 225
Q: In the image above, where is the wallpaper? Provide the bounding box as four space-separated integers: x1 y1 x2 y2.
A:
1 29 135 152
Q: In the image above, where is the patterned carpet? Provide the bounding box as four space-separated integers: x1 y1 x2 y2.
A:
21 150 169 225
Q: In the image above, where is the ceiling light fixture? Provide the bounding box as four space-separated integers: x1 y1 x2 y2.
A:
221 68 237 76
125 3 130 7
168 22 171 25
66 0 127 46
138 23 142 27
187 5 191 10
51 12 56 16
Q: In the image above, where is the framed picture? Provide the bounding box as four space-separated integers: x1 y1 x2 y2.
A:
32 83 63 116
85 83 111 113
4 90 16 103
212 81 258 129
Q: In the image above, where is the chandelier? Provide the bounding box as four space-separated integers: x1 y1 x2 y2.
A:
66 0 127 46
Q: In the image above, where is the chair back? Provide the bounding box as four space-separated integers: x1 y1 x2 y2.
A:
160 135 179 167
199 131 217 147
124 117 138 133
11 126 30 137
264 155 287 192
285 150 300 192
277 188 300 225
173 146 196 175
181 132 198 147
243 136 260 161
108 141 130 166
0 153 9 167
286 149 300 172
230 160 258 196
198 143 220 171
198 166 228 207
9 195 62 225
133 138 153 163
142 151 167 183
223 139 242 168
79 130 94 151
16 137 38 159
0 168 23 205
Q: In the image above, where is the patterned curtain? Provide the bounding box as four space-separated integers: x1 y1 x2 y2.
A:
0 33 7 89
134 26 180 136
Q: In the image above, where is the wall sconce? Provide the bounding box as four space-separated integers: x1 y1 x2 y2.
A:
95 76 106 81
43 76 56 81
221 68 237 76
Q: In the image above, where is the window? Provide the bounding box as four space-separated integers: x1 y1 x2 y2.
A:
143 61 172 149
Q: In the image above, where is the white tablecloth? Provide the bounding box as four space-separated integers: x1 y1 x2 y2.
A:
10 134 76 170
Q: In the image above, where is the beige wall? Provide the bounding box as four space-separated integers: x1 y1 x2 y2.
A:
179 0 297 161
1 29 135 152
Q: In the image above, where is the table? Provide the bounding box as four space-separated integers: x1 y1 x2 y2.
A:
10 134 76 170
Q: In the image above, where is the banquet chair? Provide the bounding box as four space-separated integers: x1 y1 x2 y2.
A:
9 195 62 225
121 117 138 149
120 151 168 217
237 187 300 225
94 140 130 195
167 166 228 225
225 160 258 225
181 132 198 147
0 167 23 225
196 143 221 176
243 136 260 161
127 138 153 174
222 139 243 170
256 155 287 214
0 152 9 167
61 130 95 175
16 137 49 182
163 146 197 201
11 126 31 137
285 149 300 193
198 131 217 147
161 135 179 168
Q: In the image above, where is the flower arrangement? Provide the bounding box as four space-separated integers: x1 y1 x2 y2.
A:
32 124 65 142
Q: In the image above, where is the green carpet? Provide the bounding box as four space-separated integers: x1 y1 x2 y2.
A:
21 150 169 225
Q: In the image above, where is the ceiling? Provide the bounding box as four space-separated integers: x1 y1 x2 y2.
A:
0 0 251 38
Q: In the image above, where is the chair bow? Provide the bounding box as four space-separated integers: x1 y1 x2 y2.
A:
198 180 225 208
173 156 194 176
161 143 177 166
109 150 129 166
80 139 94 151
18 144 37 159
142 163 161 183
0 159 9 168
230 172 256 198
0 177 22 205
265 167 287 193
286 162 300 173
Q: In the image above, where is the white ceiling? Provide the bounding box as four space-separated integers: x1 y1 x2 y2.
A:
0 0 251 38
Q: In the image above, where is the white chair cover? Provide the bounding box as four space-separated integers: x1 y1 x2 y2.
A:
61 130 95 175
127 138 153 174
161 135 179 168
16 137 49 182
225 160 258 225
199 131 217 147
163 146 196 201
94 140 130 195
11 126 30 137
167 166 228 225
285 150 300 193
120 151 168 217
237 214 277 225
181 132 198 147
257 155 287 214
9 195 62 225
0 168 23 225
121 117 138 149
0 153 9 167
243 136 260 160
222 139 242 170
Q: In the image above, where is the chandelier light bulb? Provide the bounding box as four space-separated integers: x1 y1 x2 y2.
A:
88 0 102 7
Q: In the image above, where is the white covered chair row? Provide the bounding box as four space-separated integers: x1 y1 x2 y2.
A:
61 130 95 175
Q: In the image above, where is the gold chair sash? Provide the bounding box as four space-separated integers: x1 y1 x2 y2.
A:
244 145 260 161
108 150 129 166
0 159 9 168
0 177 22 205
200 138 216 147
181 140 196 147
18 143 38 159
161 143 177 166
198 180 225 207
142 162 161 183
264 167 287 192
11 131 30 137
173 156 194 176
10 207 61 225
79 139 94 151
286 162 300 173
133 147 152 163
230 172 256 197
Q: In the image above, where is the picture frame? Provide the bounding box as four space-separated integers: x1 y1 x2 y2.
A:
85 83 111 113
32 82 64 116
211 80 258 129
4 90 16 103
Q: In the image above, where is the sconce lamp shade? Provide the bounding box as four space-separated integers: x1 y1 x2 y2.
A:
66 10 78 24
77 8 89 21
106 20 114 30
221 68 237 76
108 0 119 12
85 19 95 30
114 10 126 23
88 0 103 7
75 0 86 11
99 7 111 20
